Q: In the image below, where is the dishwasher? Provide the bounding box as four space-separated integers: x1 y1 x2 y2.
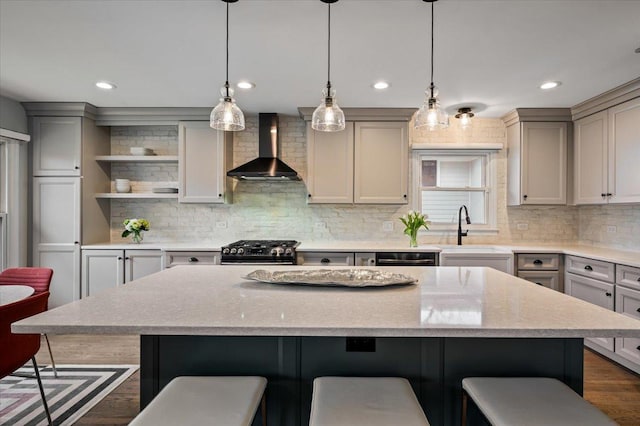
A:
374 252 438 267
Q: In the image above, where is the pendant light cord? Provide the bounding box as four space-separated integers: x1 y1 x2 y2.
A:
225 0 230 98
327 2 332 90
429 0 435 98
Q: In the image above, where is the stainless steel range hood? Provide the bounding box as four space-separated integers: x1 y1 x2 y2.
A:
227 113 300 180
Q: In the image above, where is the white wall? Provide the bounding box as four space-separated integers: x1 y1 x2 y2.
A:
0 96 28 133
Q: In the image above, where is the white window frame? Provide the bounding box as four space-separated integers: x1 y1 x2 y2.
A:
411 149 498 234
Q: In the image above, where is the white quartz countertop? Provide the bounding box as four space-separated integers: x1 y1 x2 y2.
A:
82 241 640 268
13 265 640 338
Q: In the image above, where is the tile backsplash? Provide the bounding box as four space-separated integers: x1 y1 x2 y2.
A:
108 117 638 251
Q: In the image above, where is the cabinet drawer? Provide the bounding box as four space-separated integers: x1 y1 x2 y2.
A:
517 253 560 270
616 264 640 290
615 285 640 320
518 271 561 292
565 255 615 283
565 272 614 311
164 251 220 268
297 252 354 266
615 336 640 365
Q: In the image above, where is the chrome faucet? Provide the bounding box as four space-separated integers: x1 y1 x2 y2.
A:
457 205 471 245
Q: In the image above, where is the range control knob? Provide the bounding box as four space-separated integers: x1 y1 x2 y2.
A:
230 248 237 254
277 247 285 255
271 248 278 256
237 248 244 255
285 248 292 255
222 248 230 254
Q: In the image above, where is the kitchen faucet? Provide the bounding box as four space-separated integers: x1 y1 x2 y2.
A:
457 205 471 245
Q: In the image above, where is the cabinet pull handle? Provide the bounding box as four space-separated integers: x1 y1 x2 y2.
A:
218 193 222 197
117 257 123 260
75 166 79 170
584 265 593 271
636 345 640 351
125 257 130 260
636 307 640 313
189 257 199 262
601 193 606 198
605 292 612 297
637 277 640 282
606 193 612 197
523 195 528 200
320 258 331 264
535 282 543 286
403 194 407 198
74 241 79 245
308 194 312 198
533 259 543 265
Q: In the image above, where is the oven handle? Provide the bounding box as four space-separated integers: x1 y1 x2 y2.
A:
375 258 435 266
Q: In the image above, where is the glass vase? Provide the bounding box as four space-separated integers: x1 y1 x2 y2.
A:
132 232 143 244
409 230 418 248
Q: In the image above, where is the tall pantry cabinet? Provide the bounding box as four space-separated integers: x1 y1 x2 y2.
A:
25 103 111 307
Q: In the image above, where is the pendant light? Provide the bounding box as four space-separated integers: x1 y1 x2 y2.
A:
455 107 474 129
312 0 345 132
210 0 245 132
414 0 449 131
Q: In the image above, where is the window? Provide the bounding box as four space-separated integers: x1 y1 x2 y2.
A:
412 150 497 232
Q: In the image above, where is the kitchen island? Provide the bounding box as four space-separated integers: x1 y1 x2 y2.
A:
13 265 640 425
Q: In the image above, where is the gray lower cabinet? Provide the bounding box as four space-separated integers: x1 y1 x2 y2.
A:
614 266 640 366
82 249 162 297
297 252 355 266
565 271 615 351
516 253 562 291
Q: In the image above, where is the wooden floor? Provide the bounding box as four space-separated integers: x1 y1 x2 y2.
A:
36 335 640 425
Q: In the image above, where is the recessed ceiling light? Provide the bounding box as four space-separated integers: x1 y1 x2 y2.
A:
373 81 390 90
237 81 255 89
95 81 116 90
540 81 561 90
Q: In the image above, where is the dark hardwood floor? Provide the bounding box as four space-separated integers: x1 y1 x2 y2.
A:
36 335 640 425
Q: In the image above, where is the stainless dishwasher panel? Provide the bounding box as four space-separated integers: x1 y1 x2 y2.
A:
375 252 438 266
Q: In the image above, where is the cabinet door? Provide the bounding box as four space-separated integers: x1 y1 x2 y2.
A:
33 177 80 246
354 122 408 204
306 122 354 203
124 249 163 282
615 286 640 365
178 121 229 203
82 249 125 297
34 245 80 308
574 111 608 204
32 116 82 176
521 122 566 204
565 273 614 351
608 98 640 204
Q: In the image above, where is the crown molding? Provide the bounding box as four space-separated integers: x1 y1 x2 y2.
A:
571 77 640 120
298 107 417 122
501 108 572 127
22 102 98 120
95 107 212 126
0 128 30 142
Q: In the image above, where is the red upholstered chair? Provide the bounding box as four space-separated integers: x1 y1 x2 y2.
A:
0 292 52 425
0 268 57 376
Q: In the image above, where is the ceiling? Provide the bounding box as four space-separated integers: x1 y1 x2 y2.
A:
1 0 639 118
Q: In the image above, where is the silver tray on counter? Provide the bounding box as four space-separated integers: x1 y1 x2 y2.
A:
244 269 418 287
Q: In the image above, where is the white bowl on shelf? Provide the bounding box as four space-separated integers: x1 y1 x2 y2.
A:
130 147 154 156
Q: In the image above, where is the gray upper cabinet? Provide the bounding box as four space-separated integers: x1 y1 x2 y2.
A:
574 97 640 204
506 121 567 206
178 121 232 204
306 121 408 204
32 116 82 176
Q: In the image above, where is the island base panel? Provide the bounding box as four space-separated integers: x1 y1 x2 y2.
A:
140 336 583 426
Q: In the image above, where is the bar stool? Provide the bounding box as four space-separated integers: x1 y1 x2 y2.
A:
130 376 267 426
461 377 617 425
309 377 430 426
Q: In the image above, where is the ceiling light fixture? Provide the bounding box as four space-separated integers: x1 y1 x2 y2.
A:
237 81 255 89
95 81 116 90
373 81 390 90
311 0 345 132
415 0 448 131
210 0 245 132
455 107 474 129
540 81 561 90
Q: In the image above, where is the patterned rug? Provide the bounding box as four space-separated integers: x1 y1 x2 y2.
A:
0 364 138 426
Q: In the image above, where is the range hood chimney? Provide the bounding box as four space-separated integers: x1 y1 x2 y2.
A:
226 113 300 180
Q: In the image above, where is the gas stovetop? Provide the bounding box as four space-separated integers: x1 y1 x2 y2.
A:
221 240 300 264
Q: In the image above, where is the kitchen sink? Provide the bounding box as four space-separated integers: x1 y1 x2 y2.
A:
439 246 514 274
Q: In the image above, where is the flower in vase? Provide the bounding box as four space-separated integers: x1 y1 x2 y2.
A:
399 211 429 247
122 218 150 243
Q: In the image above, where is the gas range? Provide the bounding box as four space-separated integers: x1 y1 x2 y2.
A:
221 240 300 264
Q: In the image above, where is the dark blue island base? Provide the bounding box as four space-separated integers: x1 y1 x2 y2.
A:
140 336 584 426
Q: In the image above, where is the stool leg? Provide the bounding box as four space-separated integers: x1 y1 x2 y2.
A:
44 334 57 378
461 389 468 426
261 393 267 426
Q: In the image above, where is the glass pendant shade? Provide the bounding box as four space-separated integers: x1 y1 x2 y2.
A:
415 88 449 131
455 107 474 130
312 87 345 132
210 87 245 131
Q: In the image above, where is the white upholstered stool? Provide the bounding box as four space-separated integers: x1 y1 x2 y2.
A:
309 377 430 426
462 377 617 426
129 376 267 426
